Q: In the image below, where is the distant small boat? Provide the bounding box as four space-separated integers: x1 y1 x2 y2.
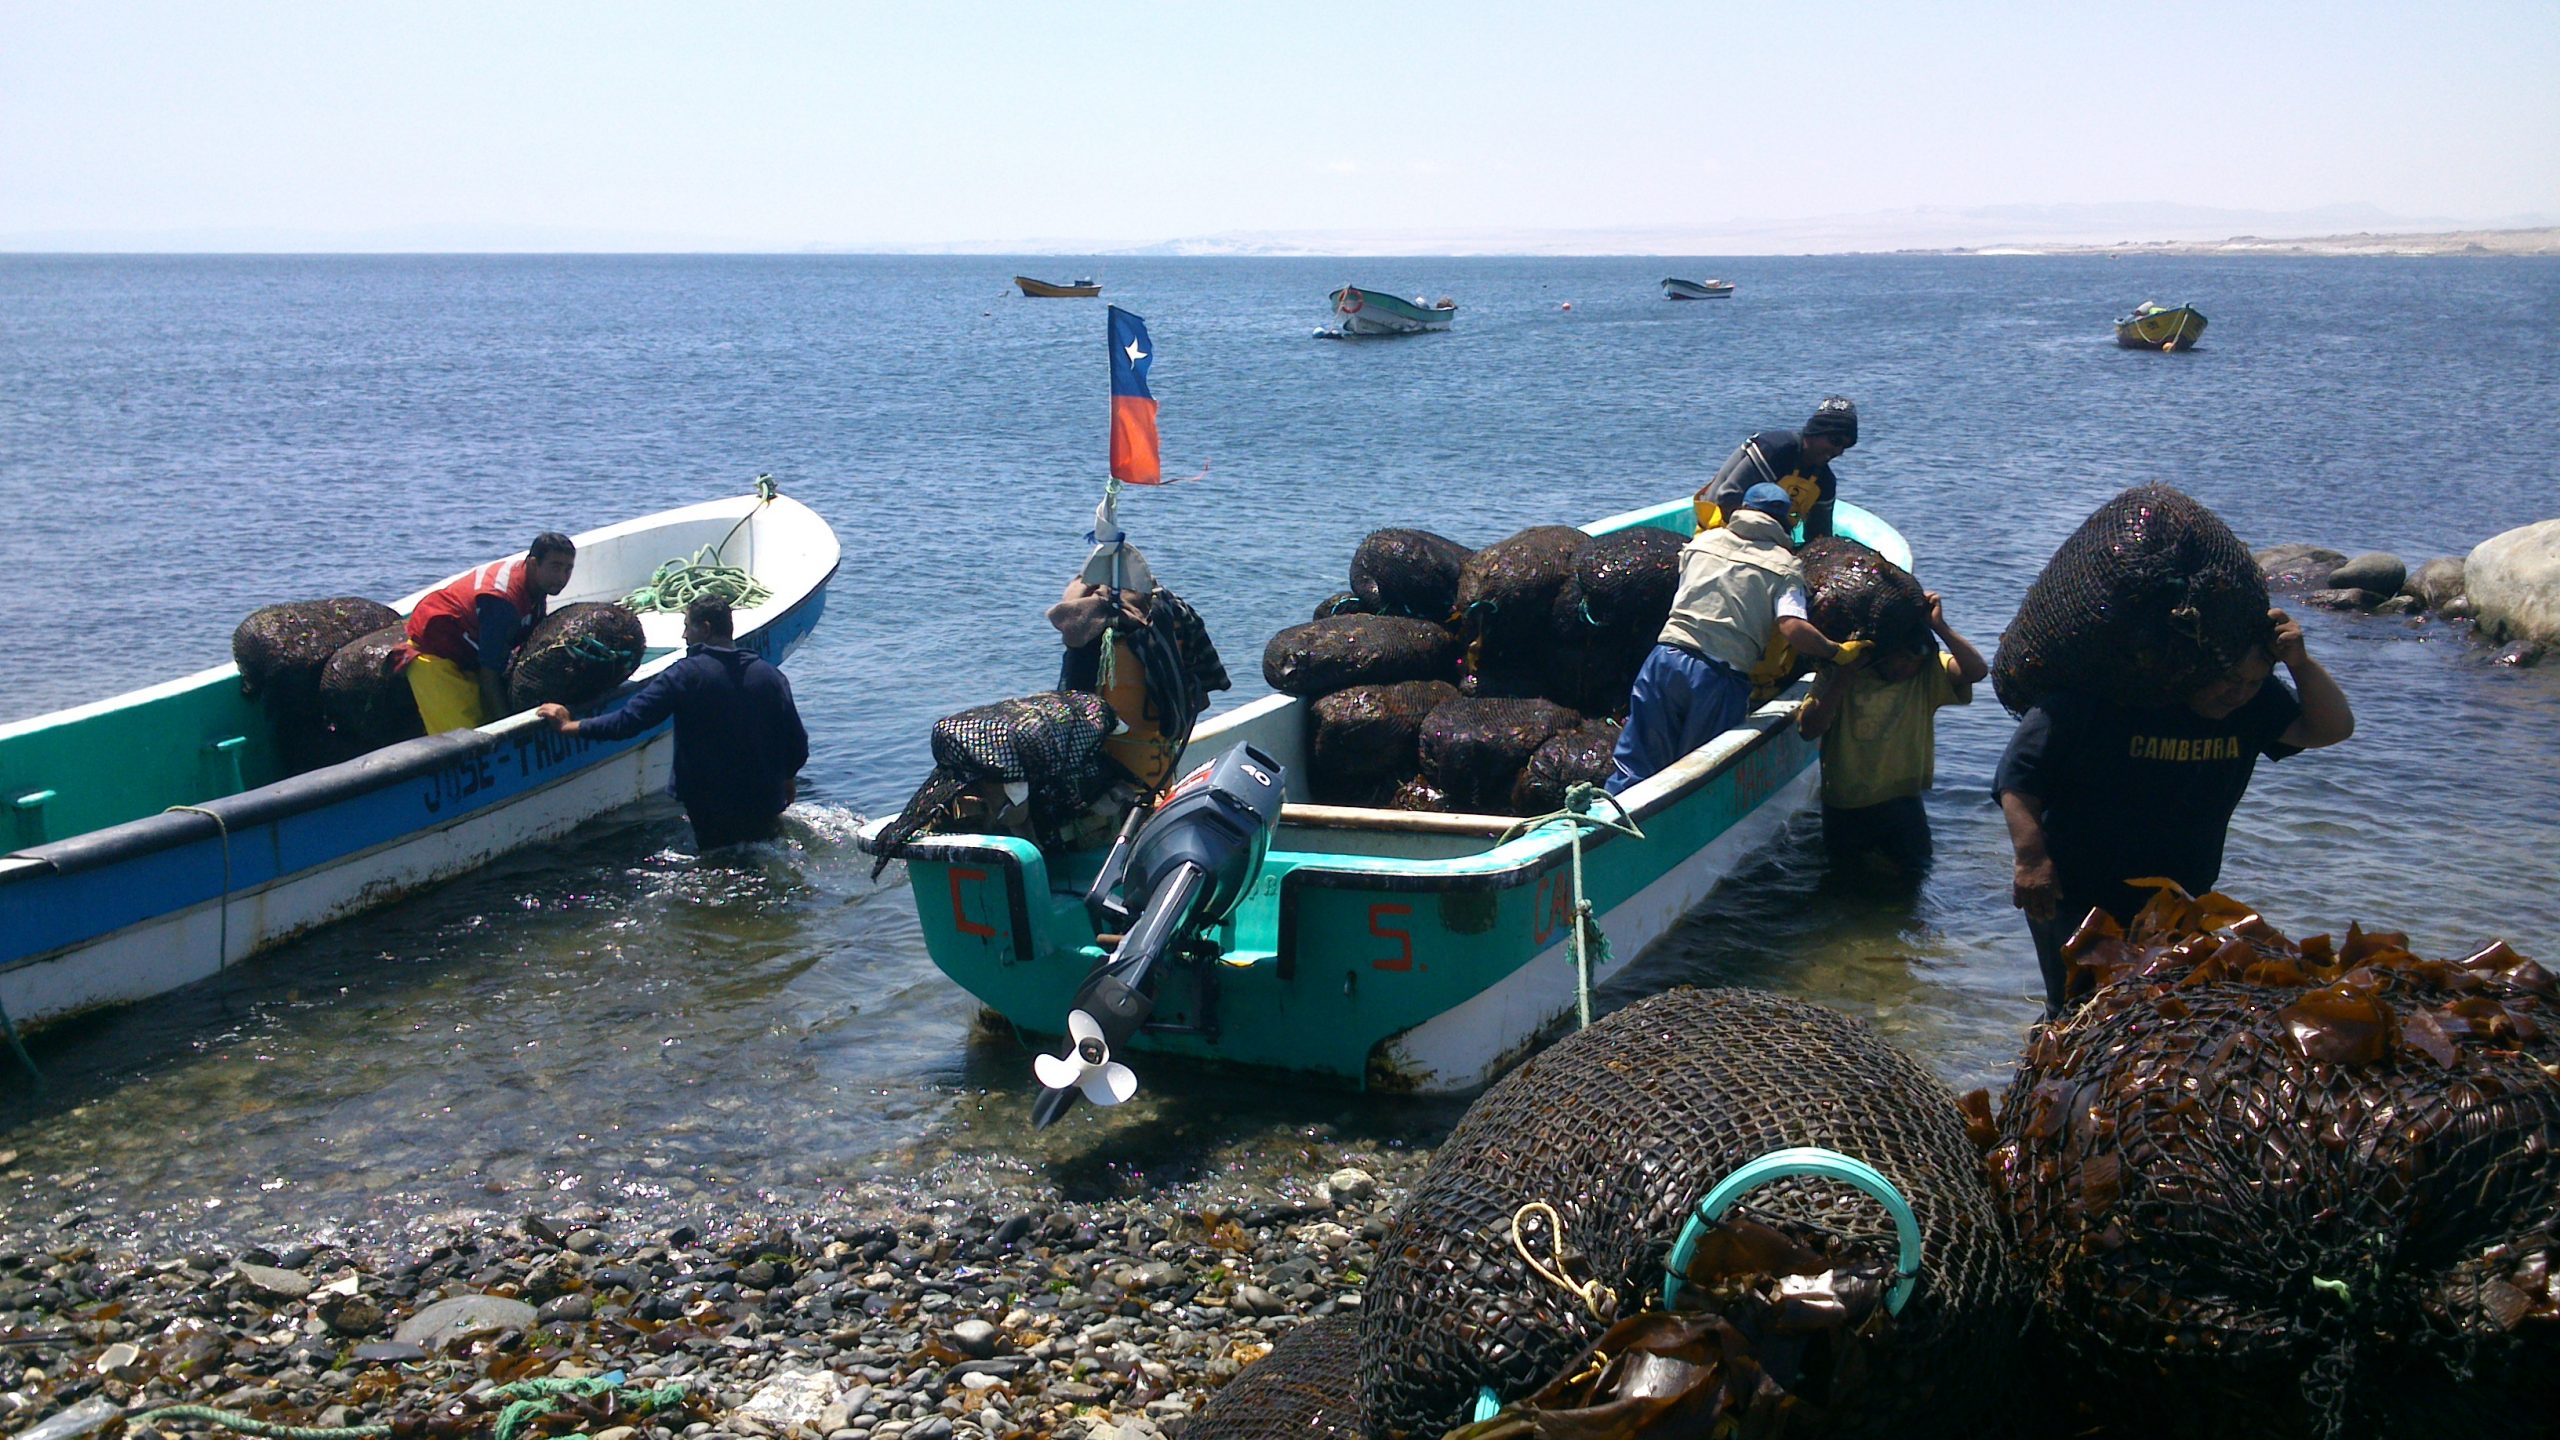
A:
1662 277 1736 300
1329 286 1456 335
2115 301 2205 351
1016 276 1101 298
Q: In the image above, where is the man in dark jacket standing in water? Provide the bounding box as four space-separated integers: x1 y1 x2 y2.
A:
538 595 809 850
1993 607 2354 1017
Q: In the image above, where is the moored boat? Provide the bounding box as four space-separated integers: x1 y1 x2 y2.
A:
1016 275 1102 298
1329 286 1457 335
0 491 840 1035
2115 301 2206 351
857 498 1910 1096
1663 277 1736 299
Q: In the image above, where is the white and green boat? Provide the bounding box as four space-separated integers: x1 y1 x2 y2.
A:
858 498 1910 1094
1329 285 1457 335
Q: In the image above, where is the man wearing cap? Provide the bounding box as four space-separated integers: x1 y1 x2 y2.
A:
1694 396 1861 542
1609 484 1865 794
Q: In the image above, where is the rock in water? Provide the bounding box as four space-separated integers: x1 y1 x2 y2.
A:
506 602 647 712
1349 528 1473 621
1262 616 1460 697
2252 544 2346 592
2466 519 2560 648
2326 550 2405 596
319 623 426 753
2405 556 2467 609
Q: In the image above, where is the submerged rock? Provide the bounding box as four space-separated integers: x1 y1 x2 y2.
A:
2327 551 2406 596
2306 587 2377 611
2253 543 2346 592
2406 556 2467 609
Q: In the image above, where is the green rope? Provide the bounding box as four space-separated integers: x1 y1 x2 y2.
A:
1498 782 1645 1028
131 1406 388 1440
623 477 779 615
134 1370 690 1440
623 545 773 615
490 1372 691 1440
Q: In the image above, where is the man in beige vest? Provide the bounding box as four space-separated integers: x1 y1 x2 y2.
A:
1607 485 1864 793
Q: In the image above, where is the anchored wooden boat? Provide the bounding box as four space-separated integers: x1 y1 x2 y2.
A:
0 491 840 1035
2115 301 2205 351
1329 286 1457 335
1016 276 1101 298
1663 277 1736 299
858 498 1909 1094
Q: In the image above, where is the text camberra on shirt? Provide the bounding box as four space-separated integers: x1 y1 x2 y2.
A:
2127 734 2251 762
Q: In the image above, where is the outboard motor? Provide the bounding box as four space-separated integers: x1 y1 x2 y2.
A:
1031 742 1285 1128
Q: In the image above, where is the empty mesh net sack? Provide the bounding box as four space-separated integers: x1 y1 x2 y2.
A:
1360 986 2026 1440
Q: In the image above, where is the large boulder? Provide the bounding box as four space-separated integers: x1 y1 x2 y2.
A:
2252 544 2346 592
2467 520 2560 647
2326 551 2405 597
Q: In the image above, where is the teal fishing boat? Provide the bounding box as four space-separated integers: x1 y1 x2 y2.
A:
1 492 840 1036
857 498 1910 1096
1329 285 1457 335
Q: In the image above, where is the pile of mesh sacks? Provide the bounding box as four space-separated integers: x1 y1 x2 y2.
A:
1980 883 2560 1439
235 597 645 770
1268 525 1691 813
1191 986 2031 1439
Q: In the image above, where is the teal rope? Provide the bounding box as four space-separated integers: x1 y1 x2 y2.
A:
623 478 780 615
1498 782 1644 1028
132 1406 387 1439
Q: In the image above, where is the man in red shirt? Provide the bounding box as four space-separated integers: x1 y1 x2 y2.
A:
404 532 578 732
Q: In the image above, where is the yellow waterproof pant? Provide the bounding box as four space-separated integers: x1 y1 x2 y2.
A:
406 651 489 734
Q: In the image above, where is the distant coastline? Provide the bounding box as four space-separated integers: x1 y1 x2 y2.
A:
1935 225 2560 258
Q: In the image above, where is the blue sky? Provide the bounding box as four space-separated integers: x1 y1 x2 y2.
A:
3 1 2554 250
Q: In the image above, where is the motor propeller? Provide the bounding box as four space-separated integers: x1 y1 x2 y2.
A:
1033 1010 1138 1110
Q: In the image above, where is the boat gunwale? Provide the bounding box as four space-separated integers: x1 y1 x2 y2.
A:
1 494 839 888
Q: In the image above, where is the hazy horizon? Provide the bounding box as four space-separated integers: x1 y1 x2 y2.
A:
5 3 2555 255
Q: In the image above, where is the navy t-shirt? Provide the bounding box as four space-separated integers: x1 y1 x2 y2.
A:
1992 682 2302 922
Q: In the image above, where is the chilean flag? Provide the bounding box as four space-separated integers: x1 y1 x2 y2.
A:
1107 305 1162 484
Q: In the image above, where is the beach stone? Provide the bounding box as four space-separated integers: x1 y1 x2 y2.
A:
729 1368 844 1435
233 1262 314 1302
92 1342 142 1380
20 1397 122 1440
2306 587 2376 611
316 1290 385 1336
1323 1168 1377 1207
947 1319 998 1358
1229 1283 1282 1317
2254 544 2346 591
2407 556 2467 608
350 1341 428 1365
538 1293 594 1323
2328 551 2405 596
2372 595 2419 616
393 1293 538 1350
2441 595 2480 621
2467 520 2560 648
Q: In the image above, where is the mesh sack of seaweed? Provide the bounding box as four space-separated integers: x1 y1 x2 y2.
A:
1990 484 2270 716
1357 986 2027 1439
1802 537 1930 657
1981 882 2560 1439
1188 1311 1367 1440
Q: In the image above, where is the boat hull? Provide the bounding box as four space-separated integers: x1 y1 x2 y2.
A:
1662 278 1735 299
1330 287 1455 334
0 494 839 1034
860 499 1908 1095
1015 276 1101 298
2115 306 2206 350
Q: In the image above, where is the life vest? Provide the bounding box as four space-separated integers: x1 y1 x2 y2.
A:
405 558 544 669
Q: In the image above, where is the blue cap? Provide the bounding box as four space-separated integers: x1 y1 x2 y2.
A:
1741 483 1794 519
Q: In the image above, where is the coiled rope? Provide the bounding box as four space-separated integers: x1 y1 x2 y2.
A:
622 477 778 616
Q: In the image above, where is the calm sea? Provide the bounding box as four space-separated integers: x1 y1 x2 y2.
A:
2 254 2556 1245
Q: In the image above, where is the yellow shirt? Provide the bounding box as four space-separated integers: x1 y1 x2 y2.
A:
1818 653 1971 810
